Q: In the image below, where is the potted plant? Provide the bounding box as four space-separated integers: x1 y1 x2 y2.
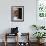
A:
33 32 46 43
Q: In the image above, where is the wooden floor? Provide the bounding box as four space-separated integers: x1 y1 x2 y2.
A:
0 42 46 46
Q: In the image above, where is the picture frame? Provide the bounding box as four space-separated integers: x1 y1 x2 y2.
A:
11 6 24 22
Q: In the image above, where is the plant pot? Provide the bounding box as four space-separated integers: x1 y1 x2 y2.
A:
37 39 40 43
37 39 45 44
40 38 45 43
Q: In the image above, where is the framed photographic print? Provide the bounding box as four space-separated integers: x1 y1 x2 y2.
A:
11 6 24 22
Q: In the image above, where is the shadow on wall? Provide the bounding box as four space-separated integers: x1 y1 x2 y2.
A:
29 25 37 42
0 28 11 42
2 28 11 34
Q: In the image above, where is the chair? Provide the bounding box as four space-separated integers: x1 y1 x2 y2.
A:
4 27 19 46
4 33 18 46
18 33 30 46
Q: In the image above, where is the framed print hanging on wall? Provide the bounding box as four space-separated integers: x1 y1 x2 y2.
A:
11 6 24 22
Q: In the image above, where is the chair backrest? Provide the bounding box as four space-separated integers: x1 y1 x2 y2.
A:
11 27 18 34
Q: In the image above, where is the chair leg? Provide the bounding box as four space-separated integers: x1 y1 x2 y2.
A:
4 33 7 46
4 41 7 46
16 34 18 46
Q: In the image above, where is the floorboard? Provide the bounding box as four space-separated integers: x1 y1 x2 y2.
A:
0 42 46 46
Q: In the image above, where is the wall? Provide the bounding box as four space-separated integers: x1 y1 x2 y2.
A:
0 0 36 42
